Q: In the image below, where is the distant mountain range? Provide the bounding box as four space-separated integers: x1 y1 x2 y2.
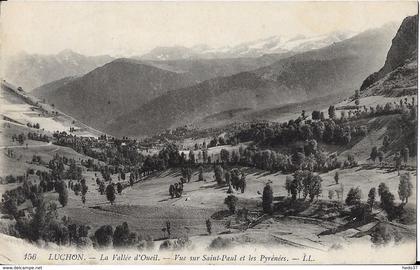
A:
106 25 398 137
3 49 114 91
139 31 357 61
32 54 293 131
29 21 409 138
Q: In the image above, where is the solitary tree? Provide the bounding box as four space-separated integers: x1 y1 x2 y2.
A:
377 151 384 164
334 171 339 184
402 147 409 165
129 173 135 187
81 179 88 197
206 219 212 235
394 153 402 175
214 165 224 185
285 176 293 197
57 181 68 207
240 173 246 193
398 173 413 204
117 182 123 194
328 190 335 200
328 105 336 119
165 221 171 239
262 183 273 214
106 184 116 205
378 183 389 199
220 149 230 164
382 135 390 151
189 150 195 164
367 187 376 209
370 147 378 163
380 190 395 220
345 187 362 206
224 171 231 186
198 166 204 182
99 181 105 195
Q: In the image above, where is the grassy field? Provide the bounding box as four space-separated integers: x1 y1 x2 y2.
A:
52 160 416 245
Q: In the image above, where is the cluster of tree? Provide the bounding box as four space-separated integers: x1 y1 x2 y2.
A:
208 136 228 148
31 155 44 165
11 133 26 145
56 181 69 207
26 122 40 129
1 171 75 219
47 154 84 181
27 132 50 142
180 167 192 183
93 222 154 250
327 97 416 121
11 196 91 247
229 117 368 148
169 182 184 198
12 198 88 246
343 173 413 222
2 174 26 184
53 132 146 167
285 170 323 202
225 168 246 193
370 143 411 167
217 142 352 175
2 179 41 217
225 182 272 215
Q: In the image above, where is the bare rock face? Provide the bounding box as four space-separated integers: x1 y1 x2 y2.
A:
360 14 418 91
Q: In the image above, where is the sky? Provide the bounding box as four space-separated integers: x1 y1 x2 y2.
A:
0 1 418 57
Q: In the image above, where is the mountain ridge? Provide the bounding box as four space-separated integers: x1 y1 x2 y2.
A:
106 24 399 137
3 50 114 91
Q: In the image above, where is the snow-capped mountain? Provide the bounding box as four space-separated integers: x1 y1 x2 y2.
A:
140 31 357 61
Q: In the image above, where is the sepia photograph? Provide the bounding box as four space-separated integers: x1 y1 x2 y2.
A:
0 0 418 266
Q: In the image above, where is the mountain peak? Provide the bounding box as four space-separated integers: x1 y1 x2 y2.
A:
58 49 81 57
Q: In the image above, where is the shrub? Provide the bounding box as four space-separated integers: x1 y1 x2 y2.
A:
208 237 233 250
370 223 402 246
113 222 131 248
159 239 172 250
94 225 114 247
224 195 238 214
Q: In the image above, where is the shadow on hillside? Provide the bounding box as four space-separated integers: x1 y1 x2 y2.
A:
327 183 339 187
158 197 172 203
255 171 276 179
211 209 232 220
199 182 228 190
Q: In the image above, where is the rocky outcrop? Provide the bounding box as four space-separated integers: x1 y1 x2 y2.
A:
360 14 418 90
